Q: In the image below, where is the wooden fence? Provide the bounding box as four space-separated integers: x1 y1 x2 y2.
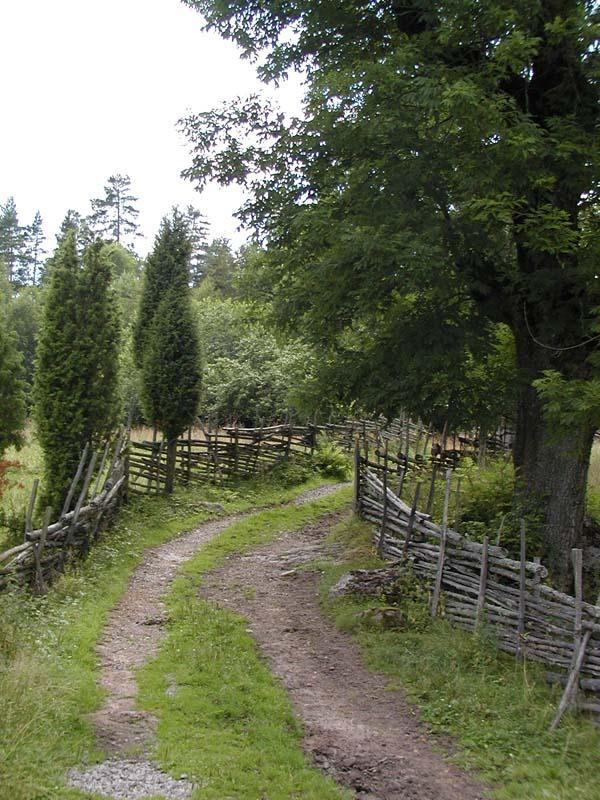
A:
126 413 507 496
0 438 128 593
355 449 600 727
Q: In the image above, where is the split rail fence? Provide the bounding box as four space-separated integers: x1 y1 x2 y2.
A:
355 448 600 728
0 438 128 594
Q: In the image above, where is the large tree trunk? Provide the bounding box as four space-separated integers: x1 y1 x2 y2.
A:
513 329 596 591
165 438 178 495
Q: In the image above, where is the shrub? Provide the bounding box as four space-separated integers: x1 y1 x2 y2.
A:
313 436 352 480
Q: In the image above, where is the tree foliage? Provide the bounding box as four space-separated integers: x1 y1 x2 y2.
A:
183 0 600 585
89 173 141 247
136 210 201 491
34 233 120 509
0 305 26 456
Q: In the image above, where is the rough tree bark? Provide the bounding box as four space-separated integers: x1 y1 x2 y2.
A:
165 438 178 495
513 325 596 590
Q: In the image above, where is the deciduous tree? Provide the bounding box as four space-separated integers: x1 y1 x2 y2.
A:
183 0 600 587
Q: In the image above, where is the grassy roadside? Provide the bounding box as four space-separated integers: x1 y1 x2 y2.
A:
318 513 600 800
137 486 353 800
0 472 341 800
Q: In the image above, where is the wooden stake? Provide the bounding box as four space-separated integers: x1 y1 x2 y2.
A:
549 629 592 732
571 548 583 705
431 469 452 617
517 518 527 659
353 437 361 514
93 440 111 498
61 442 90 518
377 441 389 556
475 536 489 628
401 480 422 561
24 478 39 542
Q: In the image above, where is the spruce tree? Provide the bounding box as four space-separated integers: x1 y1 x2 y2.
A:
24 211 46 285
0 197 27 285
34 233 120 509
0 305 26 456
136 210 201 492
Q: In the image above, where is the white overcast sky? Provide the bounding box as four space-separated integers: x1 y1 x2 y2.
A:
0 0 301 255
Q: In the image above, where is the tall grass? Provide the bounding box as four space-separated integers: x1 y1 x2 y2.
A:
0 426 43 549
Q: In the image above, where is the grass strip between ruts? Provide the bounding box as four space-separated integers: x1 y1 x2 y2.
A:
137 486 353 800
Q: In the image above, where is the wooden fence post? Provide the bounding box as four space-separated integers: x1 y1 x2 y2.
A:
24 478 39 543
353 437 361 514
517 519 527 659
431 469 452 617
377 441 389 556
61 443 90 518
401 480 422 561
475 536 489 628
571 548 583 705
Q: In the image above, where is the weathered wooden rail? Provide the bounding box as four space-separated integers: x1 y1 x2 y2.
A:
355 450 600 727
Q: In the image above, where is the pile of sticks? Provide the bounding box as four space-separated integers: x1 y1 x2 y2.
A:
0 438 128 594
355 451 600 728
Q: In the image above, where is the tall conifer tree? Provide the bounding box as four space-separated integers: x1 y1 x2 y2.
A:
136 210 201 493
0 305 26 456
34 233 120 508
89 174 141 247
0 197 27 285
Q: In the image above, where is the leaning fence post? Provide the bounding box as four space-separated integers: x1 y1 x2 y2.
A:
517 519 527 660
431 469 452 617
24 478 39 543
425 462 437 516
401 480 422 561
571 548 583 705
353 437 361 514
475 536 489 628
61 442 90 519
377 441 389 556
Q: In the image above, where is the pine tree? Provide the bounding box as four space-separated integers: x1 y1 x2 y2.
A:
0 305 26 456
24 211 46 285
0 197 27 285
136 210 201 492
89 174 141 247
183 205 208 286
34 232 120 509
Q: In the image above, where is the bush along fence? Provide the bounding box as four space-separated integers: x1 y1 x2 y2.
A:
354 444 600 730
0 436 128 594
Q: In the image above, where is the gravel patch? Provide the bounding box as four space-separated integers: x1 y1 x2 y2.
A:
68 760 194 799
293 482 349 505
